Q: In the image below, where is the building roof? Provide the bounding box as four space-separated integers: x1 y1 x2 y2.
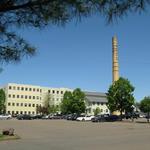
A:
84 91 108 103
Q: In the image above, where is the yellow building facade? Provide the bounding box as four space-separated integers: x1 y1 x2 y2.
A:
4 83 72 115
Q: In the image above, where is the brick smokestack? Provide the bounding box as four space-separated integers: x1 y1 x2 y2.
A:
112 36 119 83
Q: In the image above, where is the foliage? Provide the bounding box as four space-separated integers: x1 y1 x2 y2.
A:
140 97 150 122
107 77 135 118
0 89 6 114
93 107 101 116
37 93 58 114
0 0 149 63
61 88 86 115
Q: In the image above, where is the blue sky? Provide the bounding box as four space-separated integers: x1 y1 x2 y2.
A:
0 11 150 101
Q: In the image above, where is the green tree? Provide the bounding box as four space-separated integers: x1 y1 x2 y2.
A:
93 107 101 116
0 0 149 63
61 91 73 114
107 77 135 120
140 97 150 122
0 89 6 114
61 88 86 115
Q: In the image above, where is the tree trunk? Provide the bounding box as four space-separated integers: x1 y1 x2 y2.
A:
120 110 123 121
147 112 150 123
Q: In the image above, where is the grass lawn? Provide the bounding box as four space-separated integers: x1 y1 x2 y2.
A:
0 134 20 141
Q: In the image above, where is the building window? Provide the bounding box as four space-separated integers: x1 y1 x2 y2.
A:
13 95 15 98
37 89 39 92
9 86 12 90
25 103 27 107
33 96 35 99
13 86 16 90
32 104 35 107
25 96 27 99
40 89 42 92
12 103 15 106
101 109 103 112
32 112 35 115
33 88 35 92
28 111 31 114
16 111 19 114
8 111 10 114
17 87 20 90
93 102 95 105
21 103 23 106
57 91 59 94
16 103 19 106
8 94 11 98
29 88 32 91
61 91 63 94
37 96 39 100
97 102 100 105
24 111 27 114
21 95 24 98
21 87 24 91
29 96 31 99
57 98 59 101
48 90 51 93
101 103 104 106
20 111 23 114
17 95 19 98
25 88 28 91
8 102 11 106
28 104 31 107
52 90 55 94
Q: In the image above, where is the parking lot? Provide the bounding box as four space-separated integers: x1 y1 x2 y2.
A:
0 119 150 150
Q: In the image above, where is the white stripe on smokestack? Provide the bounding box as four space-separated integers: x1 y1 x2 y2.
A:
112 36 119 83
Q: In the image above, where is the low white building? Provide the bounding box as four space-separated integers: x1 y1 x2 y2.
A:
85 91 110 115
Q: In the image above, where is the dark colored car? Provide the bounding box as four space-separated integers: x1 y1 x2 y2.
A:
92 114 120 122
91 114 109 122
50 114 64 119
17 114 32 120
31 114 43 119
66 114 79 121
105 115 121 122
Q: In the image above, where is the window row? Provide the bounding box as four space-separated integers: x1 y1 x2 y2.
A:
8 94 41 100
48 90 64 95
9 86 42 92
89 102 106 106
7 102 41 107
7 111 35 115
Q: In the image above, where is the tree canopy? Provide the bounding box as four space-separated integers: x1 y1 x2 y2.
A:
140 96 150 122
61 88 86 114
0 0 149 64
107 77 135 118
0 89 6 114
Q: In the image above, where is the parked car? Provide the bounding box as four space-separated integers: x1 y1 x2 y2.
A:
66 114 79 121
91 115 107 122
17 114 32 120
76 115 94 121
92 114 120 122
0 114 12 120
105 115 121 122
42 115 50 119
31 114 43 119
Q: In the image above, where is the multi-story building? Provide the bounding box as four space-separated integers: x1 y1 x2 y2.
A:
4 83 72 115
3 83 109 115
